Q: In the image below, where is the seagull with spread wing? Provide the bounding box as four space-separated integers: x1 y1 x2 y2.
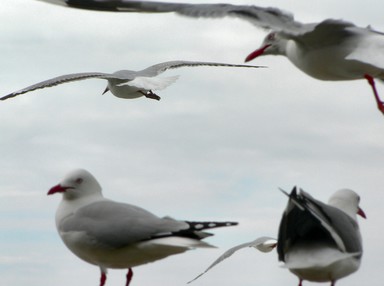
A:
1 60 261 101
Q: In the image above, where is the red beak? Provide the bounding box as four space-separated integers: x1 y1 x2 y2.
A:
358 207 367 219
245 44 271 62
47 184 71 195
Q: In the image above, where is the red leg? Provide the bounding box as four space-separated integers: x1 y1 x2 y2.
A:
100 272 107 286
298 279 303 286
330 281 335 286
126 268 134 286
364 74 384 114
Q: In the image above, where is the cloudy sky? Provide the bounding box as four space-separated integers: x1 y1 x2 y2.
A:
1 0 384 285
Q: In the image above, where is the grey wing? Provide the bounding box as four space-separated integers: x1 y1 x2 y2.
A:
42 1 303 32
188 236 277 283
1 72 115 101
122 1 303 32
292 19 358 48
137 60 265 77
59 200 188 248
299 190 362 253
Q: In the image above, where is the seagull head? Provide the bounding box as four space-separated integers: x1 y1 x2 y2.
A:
245 32 285 62
328 189 366 220
47 169 103 200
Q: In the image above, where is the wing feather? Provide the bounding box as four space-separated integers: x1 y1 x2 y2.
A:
1 72 114 100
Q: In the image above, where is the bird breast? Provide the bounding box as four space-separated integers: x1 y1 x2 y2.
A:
59 231 192 269
285 243 361 282
285 39 376 81
107 82 144 99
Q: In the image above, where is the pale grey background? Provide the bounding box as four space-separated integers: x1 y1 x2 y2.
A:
1 1 383 285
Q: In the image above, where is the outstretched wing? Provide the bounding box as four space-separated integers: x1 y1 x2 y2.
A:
1 72 115 101
137 60 265 77
188 236 277 283
37 0 303 33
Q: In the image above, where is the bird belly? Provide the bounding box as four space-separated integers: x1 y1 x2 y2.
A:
289 259 360 283
59 231 195 269
108 84 145 99
284 244 361 282
286 42 382 81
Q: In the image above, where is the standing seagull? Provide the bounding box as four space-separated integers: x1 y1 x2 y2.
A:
37 0 384 114
188 187 365 286
278 187 366 285
47 169 238 286
0 60 261 101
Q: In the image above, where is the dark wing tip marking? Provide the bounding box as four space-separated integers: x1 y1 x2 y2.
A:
1 93 16 101
1 72 111 101
187 221 239 231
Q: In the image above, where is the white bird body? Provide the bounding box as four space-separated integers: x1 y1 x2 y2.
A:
107 75 179 99
55 196 211 269
285 244 360 283
48 169 237 286
59 228 207 269
256 22 384 82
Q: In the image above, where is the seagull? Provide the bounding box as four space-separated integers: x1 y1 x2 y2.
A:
47 169 238 286
188 187 365 286
38 0 384 114
278 187 366 286
1 60 262 101
187 236 277 283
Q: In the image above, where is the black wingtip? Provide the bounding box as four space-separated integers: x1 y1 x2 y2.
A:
279 186 299 197
187 221 238 231
0 94 13 101
279 187 289 196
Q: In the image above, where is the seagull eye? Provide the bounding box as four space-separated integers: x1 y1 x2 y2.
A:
75 178 83 184
267 33 275 41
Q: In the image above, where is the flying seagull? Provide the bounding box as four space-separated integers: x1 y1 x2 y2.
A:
47 169 238 286
189 187 365 286
187 236 277 283
37 0 384 114
1 60 262 101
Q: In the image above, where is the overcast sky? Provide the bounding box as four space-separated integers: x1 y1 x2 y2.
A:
1 0 384 286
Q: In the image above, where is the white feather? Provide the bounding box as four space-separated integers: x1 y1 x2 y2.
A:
124 75 180 90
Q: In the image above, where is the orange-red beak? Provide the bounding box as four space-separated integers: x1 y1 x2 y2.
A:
245 44 271 62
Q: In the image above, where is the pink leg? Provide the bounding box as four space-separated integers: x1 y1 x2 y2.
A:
298 279 303 286
100 272 107 286
364 74 384 114
126 268 134 286
330 281 335 286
